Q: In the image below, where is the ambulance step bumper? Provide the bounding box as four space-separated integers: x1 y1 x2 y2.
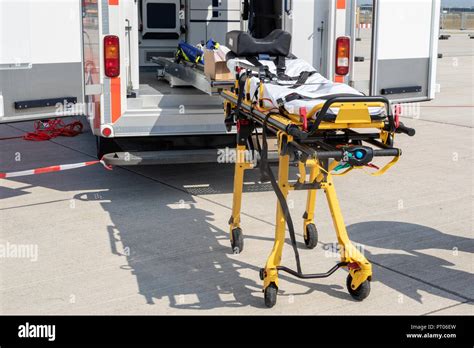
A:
102 150 222 166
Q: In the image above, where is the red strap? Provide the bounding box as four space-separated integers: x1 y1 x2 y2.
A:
366 163 380 170
347 262 361 270
394 104 401 129
300 107 308 131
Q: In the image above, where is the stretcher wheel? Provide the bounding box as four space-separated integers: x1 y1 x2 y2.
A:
264 283 278 308
304 224 318 249
231 228 244 254
346 274 371 301
259 268 265 281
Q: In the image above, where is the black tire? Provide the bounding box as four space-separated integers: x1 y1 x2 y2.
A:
231 228 244 254
346 273 371 301
259 268 265 281
96 136 121 159
304 224 318 249
264 283 278 308
386 134 394 147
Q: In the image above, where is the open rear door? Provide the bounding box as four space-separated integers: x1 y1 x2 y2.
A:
0 0 84 124
370 0 440 102
282 0 333 78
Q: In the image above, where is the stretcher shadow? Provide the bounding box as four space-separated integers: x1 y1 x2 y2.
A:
73 185 352 310
0 186 31 200
130 162 291 196
346 221 474 304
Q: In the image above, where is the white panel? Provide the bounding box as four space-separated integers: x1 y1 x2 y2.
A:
0 0 32 65
376 0 432 60
290 0 316 64
335 9 346 37
109 3 121 34
0 95 4 117
289 0 331 74
428 0 440 99
326 0 336 78
29 0 82 64
0 0 81 65
124 0 140 90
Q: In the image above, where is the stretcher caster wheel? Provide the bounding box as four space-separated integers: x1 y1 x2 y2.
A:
231 228 244 254
346 274 371 301
264 283 278 308
304 224 318 249
259 268 265 281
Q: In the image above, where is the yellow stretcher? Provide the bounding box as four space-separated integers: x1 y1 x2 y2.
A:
220 61 416 308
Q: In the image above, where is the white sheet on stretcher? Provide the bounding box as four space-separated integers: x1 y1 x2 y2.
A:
226 57 385 117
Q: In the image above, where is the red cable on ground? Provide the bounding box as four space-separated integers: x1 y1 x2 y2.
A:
23 119 84 141
0 119 84 141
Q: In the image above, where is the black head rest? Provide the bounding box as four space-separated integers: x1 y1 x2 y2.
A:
226 29 292 57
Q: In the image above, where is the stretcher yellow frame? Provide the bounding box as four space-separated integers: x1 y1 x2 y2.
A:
222 71 404 307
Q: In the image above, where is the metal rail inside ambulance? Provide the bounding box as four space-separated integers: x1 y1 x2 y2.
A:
0 0 440 162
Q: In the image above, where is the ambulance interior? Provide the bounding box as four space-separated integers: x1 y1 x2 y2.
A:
132 0 282 99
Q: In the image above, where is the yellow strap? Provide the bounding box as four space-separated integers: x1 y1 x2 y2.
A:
246 78 252 99
332 156 400 177
366 155 400 177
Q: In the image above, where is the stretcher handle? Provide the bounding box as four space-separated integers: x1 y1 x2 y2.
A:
309 96 394 136
287 125 309 140
314 148 400 160
396 122 416 137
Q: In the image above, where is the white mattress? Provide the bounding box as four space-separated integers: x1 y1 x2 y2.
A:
227 57 385 117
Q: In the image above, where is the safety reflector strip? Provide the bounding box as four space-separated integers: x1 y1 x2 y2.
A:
334 75 344 83
109 0 119 5
336 0 346 10
0 160 112 179
111 77 122 123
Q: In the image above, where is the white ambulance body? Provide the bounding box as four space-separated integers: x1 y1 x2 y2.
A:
0 0 440 160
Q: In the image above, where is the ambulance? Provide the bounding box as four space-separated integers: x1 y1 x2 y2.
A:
0 0 440 161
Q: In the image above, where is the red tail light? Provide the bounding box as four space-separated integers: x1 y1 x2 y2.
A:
102 126 112 138
335 36 350 76
104 35 120 78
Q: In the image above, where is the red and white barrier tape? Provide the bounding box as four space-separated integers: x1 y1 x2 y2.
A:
357 23 372 29
0 159 112 179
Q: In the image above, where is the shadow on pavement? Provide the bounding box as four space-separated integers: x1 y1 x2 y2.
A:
71 183 349 310
347 221 474 304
